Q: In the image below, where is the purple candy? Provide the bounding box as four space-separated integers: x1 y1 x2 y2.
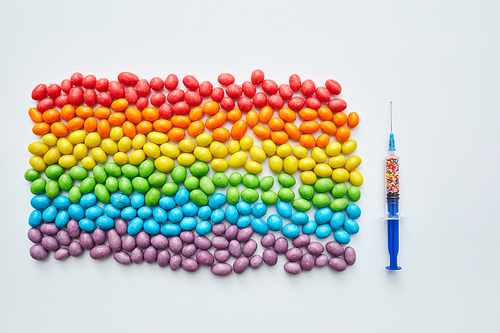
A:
157 250 171 267
79 232 94 250
56 230 71 246
211 262 232 276
68 241 83 257
274 237 288 254
326 241 344 257
41 236 59 251
131 248 144 264
108 229 122 251
260 233 275 248
212 236 229 250
67 219 81 238
144 246 158 263
242 239 258 257
170 254 182 271
40 223 59 236
344 246 356 265
307 242 324 255
169 236 183 254
228 239 242 257
182 258 199 272
292 234 310 248
181 244 197 257
194 236 211 250
122 235 136 252
250 255 263 269
113 251 131 265
136 231 151 249
263 249 278 266
233 257 250 274
115 218 128 235
286 247 303 261
92 228 106 245
28 228 43 243
180 231 195 244
225 224 238 240
212 223 226 236
90 245 112 260
315 254 329 267
301 253 315 271
237 227 253 242
54 248 69 260
329 257 347 272
196 250 214 266
284 262 302 275
214 249 230 263
151 235 168 250
30 244 48 260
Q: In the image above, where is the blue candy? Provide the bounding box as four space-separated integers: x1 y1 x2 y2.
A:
131 193 145 208
209 193 226 209
346 204 361 219
291 212 308 225
169 208 183 223
79 218 96 232
314 207 333 224
55 210 70 228
121 206 137 220
42 205 58 222
80 193 97 208
96 215 114 230
334 229 351 244
196 220 212 236
198 206 212 220
103 204 121 218
276 201 292 218
143 219 160 235
330 211 346 230
174 188 190 206
225 205 238 224
68 204 85 220
236 202 252 215
252 203 267 218
85 206 103 220
182 203 198 217
110 193 130 209
236 215 252 228
159 196 176 211
343 218 360 234
161 223 181 236
267 214 283 231
315 224 332 239
28 210 42 227
180 217 197 230
128 217 144 235
302 220 318 235
31 195 51 210
251 218 268 235
211 209 225 223
53 196 71 210
282 223 300 238
153 207 168 223
137 206 152 219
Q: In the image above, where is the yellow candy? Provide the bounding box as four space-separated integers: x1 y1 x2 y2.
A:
210 141 228 158
81 156 96 170
43 148 61 165
314 163 333 178
84 132 101 148
332 168 350 182
73 143 88 160
28 142 49 156
311 147 327 163
118 137 132 153
110 127 124 141
179 139 195 153
350 170 364 186
177 153 196 166
154 156 174 173
277 144 292 158
300 171 317 185
42 133 58 146
298 157 316 171
292 145 308 159
196 133 213 147
69 130 87 145
129 149 146 165
262 139 276 156
345 155 362 171
328 155 346 169
240 136 253 150
269 155 283 173
249 146 266 163
341 139 357 155
132 133 146 149
58 155 77 169
193 147 212 163
147 131 168 144
91 147 107 164
227 140 240 154
228 151 248 168
29 156 46 172
211 158 229 172
144 142 161 158
325 142 341 156
56 138 73 155
160 143 180 158
283 156 298 174
244 161 263 174
101 139 118 155
113 152 129 165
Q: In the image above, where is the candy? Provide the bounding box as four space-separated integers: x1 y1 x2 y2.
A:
329 257 347 272
212 263 232 276
263 249 278 266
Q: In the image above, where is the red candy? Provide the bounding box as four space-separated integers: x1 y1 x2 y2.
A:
61 79 72 94
31 84 47 100
159 103 173 119
68 87 84 106
218 73 235 85
328 98 347 112
95 78 109 92
83 89 97 106
253 92 267 108
55 95 69 108
173 101 190 115
305 96 321 110
237 97 253 112
268 94 284 109
164 74 179 90
182 75 199 91
118 72 139 85
226 84 242 99
36 97 54 112
199 81 213 97
325 79 342 95
108 81 125 99
150 77 164 91
315 86 331 102
262 79 278 95
97 92 113 107
167 89 185 104
251 69 264 85
82 75 97 89
70 72 83 86
288 96 305 110
211 87 224 102
220 97 235 111
185 90 202 106
150 92 166 106
278 84 293 100
136 79 151 97
136 97 148 110
289 74 301 91
125 86 138 104
46 84 61 98
301 79 316 96
242 81 256 97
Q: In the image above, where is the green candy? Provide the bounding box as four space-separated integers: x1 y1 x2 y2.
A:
58 174 73 191
93 165 107 183
171 165 187 184
31 178 46 195
94 184 110 204
105 176 119 192
190 189 208 206
312 193 332 208
259 176 274 191
242 174 260 189
132 177 150 193
298 185 315 200
332 183 348 198
278 173 295 188
200 176 215 195
348 186 361 202
145 188 161 206
119 177 133 195
184 176 200 190
226 186 240 205
261 190 278 205
190 161 209 177
331 198 349 211
139 159 155 178
149 172 167 187
241 188 259 203
292 198 311 212
69 166 88 180
80 177 96 194
314 178 334 193
162 182 179 196
69 186 82 203
278 188 295 202
122 164 139 178
45 164 64 180
45 180 60 198
229 172 242 186
24 169 40 182
212 172 229 188
105 162 122 177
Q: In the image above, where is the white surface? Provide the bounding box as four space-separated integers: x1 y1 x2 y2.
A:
1 1 499 332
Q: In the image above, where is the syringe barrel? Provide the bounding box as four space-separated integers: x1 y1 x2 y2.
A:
386 154 400 196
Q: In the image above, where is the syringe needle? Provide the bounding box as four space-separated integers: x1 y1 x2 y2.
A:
390 101 393 133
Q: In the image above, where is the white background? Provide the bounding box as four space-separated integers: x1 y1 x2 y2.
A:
1 1 499 332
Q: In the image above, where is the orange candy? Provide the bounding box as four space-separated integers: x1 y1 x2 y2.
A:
84 117 98 132
335 126 351 142
111 98 129 112
246 110 258 128
202 101 219 115
333 112 347 126
108 112 126 126
298 108 317 121
122 121 137 138
278 108 296 122
75 106 93 119
316 133 330 148
189 106 203 121
318 107 333 121
258 106 273 123
187 121 205 137
271 131 289 145
205 111 227 130
212 128 231 142
97 119 111 138
347 112 359 128
168 128 186 141
94 107 111 120
230 120 248 140
171 115 191 128
299 121 320 134
32 122 51 136
253 125 271 140
137 121 153 134
60 105 76 121
67 117 84 131
42 109 60 124
320 121 337 135
227 109 242 122
284 123 300 140
28 107 43 123
153 119 172 133
300 134 316 148
142 107 160 122
51 122 68 137
268 117 284 131
125 107 142 124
